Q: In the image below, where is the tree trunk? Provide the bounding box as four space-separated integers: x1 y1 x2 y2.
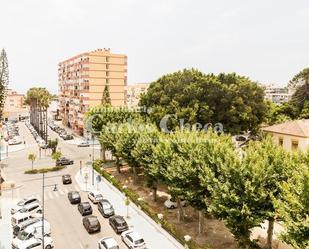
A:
31 161 33 170
267 218 275 249
116 157 121 173
152 187 157 202
102 145 106 162
132 166 137 185
198 210 204 234
177 198 185 222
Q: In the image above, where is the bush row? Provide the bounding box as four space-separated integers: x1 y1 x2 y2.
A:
93 160 208 249
25 165 65 174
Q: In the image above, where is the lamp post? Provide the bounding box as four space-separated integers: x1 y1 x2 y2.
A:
41 173 57 249
86 160 93 186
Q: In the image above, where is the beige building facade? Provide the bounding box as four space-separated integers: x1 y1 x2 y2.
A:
3 89 28 121
262 119 309 152
125 83 149 107
58 48 127 135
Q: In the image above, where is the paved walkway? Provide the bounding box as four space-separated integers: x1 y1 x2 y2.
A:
0 198 14 249
75 169 185 249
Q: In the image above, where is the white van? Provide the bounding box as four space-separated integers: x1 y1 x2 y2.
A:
16 203 42 216
11 213 33 227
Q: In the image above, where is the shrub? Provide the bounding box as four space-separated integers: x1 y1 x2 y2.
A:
25 165 65 174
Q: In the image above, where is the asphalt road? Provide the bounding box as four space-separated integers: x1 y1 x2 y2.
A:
2 122 128 249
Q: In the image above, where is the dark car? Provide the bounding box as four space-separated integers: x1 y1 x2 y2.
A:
62 134 74 140
56 157 74 166
78 202 93 216
82 215 101 233
98 199 114 218
62 174 72 184
68 191 81 204
109 215 128 234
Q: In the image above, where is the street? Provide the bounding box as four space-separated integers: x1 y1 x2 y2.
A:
0 121 184 249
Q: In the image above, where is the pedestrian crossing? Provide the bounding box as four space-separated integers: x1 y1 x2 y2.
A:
12 184 83 202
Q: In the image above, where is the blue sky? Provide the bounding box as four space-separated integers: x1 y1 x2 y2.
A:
1 0 308 93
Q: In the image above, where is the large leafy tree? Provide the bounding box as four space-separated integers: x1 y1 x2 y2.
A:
274 159 309 249
101 85 111 105
140 69 267 134
0 49 9 120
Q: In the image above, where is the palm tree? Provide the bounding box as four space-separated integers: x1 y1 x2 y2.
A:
51 151 62 166
27 153 37 170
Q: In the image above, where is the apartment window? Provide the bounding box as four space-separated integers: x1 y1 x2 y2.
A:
278 137 283 147
291 140 299 151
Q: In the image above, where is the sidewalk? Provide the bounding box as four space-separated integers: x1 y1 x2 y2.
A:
75 169 184 249
0 198 14 249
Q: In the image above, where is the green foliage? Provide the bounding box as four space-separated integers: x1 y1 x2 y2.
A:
25 165 65 174
101 85 111 105
274 158 309 249
93 160 207 249
24 87 52 108
47 139 58 153
27 153 37 170
140 69 267 134
0 49 9 119
51 151 62 163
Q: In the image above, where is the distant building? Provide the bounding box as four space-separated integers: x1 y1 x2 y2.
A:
262 119 309 152
3 89 28 121
125 83 149 107
262 84 292 105
58 48 127 135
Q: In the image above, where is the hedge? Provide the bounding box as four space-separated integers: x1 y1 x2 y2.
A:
93 160 209 249
25 165 65 174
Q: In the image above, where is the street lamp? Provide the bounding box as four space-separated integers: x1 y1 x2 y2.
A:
41 173 57 249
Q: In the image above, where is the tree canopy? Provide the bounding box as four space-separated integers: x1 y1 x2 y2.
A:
140 69 267 135
0 49 9 120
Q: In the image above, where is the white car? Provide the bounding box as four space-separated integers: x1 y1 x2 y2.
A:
88 191 104 204
11 197 39 214
12 236 53 249
77 141 90 147
17 203 42 216
164 197 187 209
98 237 119 249
121 230 147 249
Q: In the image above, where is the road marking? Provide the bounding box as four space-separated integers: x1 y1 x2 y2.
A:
48 192 54 200
58 188 65 195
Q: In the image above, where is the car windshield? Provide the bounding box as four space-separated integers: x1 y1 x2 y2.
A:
103 202 111 209
83 203 91 208
17 231 33 240
72 194 79 198
89 218 98 226
20 207 28 213
134 238 145 245
95 194 103 199
17 199 26 206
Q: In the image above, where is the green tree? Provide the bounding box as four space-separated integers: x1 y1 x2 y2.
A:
52 151 62 165
48 139 58 154
274 159 309 249
131 126 161 201
0 49 9 120
101 85 111 105
27 153 37 170
140 69 267 134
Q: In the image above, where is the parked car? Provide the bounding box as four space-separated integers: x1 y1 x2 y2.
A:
98 237 119 249
56 157 74 166
11 213 34 227
12 236 53 249
82 215 101 233
62 174 72 184
77 141 89 147
11 197 39 215
16 203 42 216
164 197 187 209
109 215 128 234
8 138 22 145
68 191 81 204
12 217 43 237
121 230 146 249
88 191 104 204
78 202 93 216
98 199 114 218
14 219 51 241
62 134 74 140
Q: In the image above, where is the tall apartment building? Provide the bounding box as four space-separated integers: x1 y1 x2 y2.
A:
58 48 127 135
262 83 292 105
125 83 149 107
